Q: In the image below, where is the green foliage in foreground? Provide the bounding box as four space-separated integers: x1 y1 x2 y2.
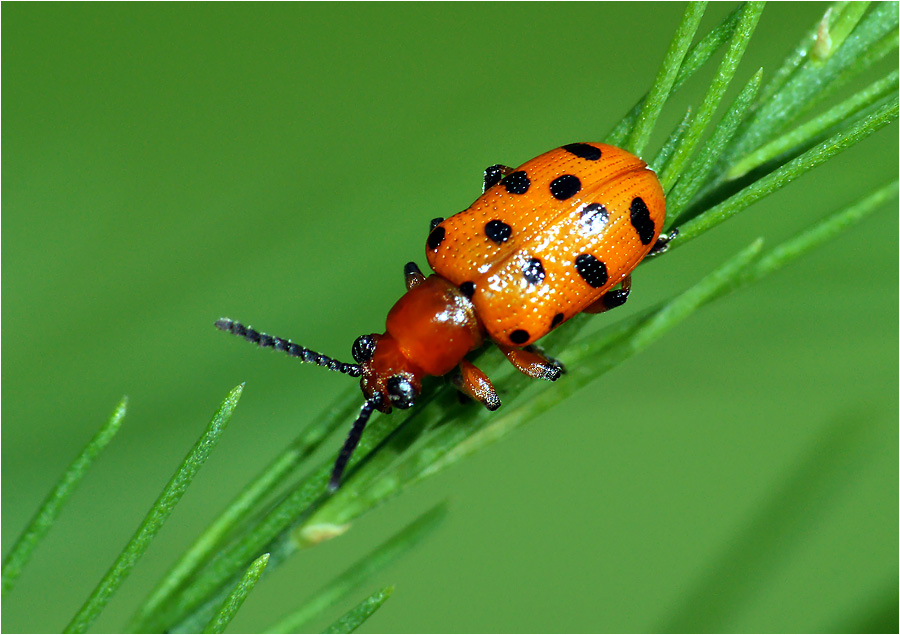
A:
3 2 897 632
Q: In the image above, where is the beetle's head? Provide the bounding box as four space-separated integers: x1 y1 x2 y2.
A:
351 332 423 413
214 318 422 492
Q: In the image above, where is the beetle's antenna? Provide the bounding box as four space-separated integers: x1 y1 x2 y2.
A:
329 395 381 491
215 318 361 377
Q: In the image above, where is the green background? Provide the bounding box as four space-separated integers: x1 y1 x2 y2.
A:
3 3 897 632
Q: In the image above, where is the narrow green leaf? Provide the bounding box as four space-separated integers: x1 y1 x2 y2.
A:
749 180 898 282
650 107 693 173
812 1 872 63
129 385 359 633
606 3 744 147
321 586 394 635
267 503 447 634
728 69 898 179
155 396 425 633
625 1 707 157
756 2 843 104
667 68 763 220
1 398 127 597
728 1 898 161
675 96 898 245
63 385 244 634
202 553 269 635
659 1 765 191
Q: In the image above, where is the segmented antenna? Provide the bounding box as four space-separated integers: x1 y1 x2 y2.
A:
328 396 380 491
215 318 361 377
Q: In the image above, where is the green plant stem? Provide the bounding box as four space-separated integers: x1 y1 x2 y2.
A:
650 108 693 173
675 96 898 245
813 2 872 63
1 398 128 598
727 1 898 162
321 586 394 635
129 385 359 632
728 69 898 178
202 553 269 635
606 2 746 147
63 385 243 634
625 1 707 156
659 1 764 191
750 180 898 281
266 502 447 634
666 68 763 221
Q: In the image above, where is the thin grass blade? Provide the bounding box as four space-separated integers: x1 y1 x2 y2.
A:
749 180 898 282
625 1 707 157
756 2 845 104
152 398 427 633
606 2 744 146
267 502 447 634
202 553 269 635
674 96 898 243
727 1 898 162
813 2 872 63
659 1 764 191
1 398 128 597
321 586 394 635
666 68 763 220
63 385 243 634
129 385 359 632
650 108 693 173
727 69 898 179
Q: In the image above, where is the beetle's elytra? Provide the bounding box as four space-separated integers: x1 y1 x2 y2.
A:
218 142 672 490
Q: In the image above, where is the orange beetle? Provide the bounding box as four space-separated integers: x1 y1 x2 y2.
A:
217 142 671 490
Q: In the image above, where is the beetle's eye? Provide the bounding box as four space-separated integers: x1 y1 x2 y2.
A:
386 376 416 409
352 335 377 363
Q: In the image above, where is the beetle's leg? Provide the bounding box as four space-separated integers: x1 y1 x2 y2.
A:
483 164 516 192
403 261 426 290
584 274 632 314
647 228 679 258
429 217 444 232
451 360 501 411
497 343 565 381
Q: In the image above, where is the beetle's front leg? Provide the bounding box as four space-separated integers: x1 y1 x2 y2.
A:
451 360 501 411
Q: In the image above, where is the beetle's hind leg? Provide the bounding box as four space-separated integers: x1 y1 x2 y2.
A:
451 360 501 411
647 228 679 257
498 344 565 381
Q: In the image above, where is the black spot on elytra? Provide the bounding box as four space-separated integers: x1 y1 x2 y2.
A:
485 220 512 244
575 254 608 288
630 197 656 245
509 329 530 345
562 143 602 161
459 281 475 298
502 171 530 194
427 226 445 250
579 203 609 234
550 174 581 200
551 312 564 329
522 257 545 285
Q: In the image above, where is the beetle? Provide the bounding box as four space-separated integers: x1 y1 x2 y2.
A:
217 142 672 490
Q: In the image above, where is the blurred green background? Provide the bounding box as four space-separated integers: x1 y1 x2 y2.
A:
3 3 897 633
